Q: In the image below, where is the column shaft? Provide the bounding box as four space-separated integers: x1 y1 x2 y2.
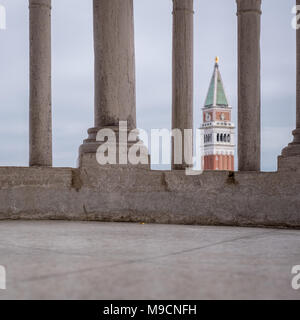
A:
172 0 194 170
93 0 136 130
293 0 300 143
278 0 300 169
29 0 52 166
237 0 261 171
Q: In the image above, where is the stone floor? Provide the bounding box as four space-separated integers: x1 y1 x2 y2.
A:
0 221 299 300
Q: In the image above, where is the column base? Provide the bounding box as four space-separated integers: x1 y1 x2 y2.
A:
78 126 150 170
278 129 300 171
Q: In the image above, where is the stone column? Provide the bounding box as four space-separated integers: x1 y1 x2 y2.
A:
236 0 261 171
278 0 300 170
29 0 52 167
172 0 194 170
79 0 145 167
94 0 136 130
81 0 136 146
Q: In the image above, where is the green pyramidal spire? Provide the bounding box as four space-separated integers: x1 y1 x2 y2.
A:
204 57 229 107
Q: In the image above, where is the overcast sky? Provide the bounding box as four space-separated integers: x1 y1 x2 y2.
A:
0 0 296 171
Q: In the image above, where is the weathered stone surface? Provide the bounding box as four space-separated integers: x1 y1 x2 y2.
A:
0 221 299 300
0 167 72 188
29 0 52 167
0 166 299 228
93 0 136 129
172 0 194 170
236 0 261 171
278 154 300 172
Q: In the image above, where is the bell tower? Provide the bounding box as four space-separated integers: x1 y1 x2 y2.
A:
201 57 235 171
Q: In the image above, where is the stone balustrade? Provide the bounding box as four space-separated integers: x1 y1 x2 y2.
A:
26 0 300 173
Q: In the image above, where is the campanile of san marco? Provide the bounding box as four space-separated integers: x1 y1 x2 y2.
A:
201 57 235 171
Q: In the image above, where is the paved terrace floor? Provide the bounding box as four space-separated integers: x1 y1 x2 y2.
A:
0 221 299 300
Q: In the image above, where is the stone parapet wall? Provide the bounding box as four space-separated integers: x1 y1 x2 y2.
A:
0 166 299 228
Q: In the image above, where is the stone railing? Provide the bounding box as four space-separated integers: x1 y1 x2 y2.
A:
0 0 299 228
